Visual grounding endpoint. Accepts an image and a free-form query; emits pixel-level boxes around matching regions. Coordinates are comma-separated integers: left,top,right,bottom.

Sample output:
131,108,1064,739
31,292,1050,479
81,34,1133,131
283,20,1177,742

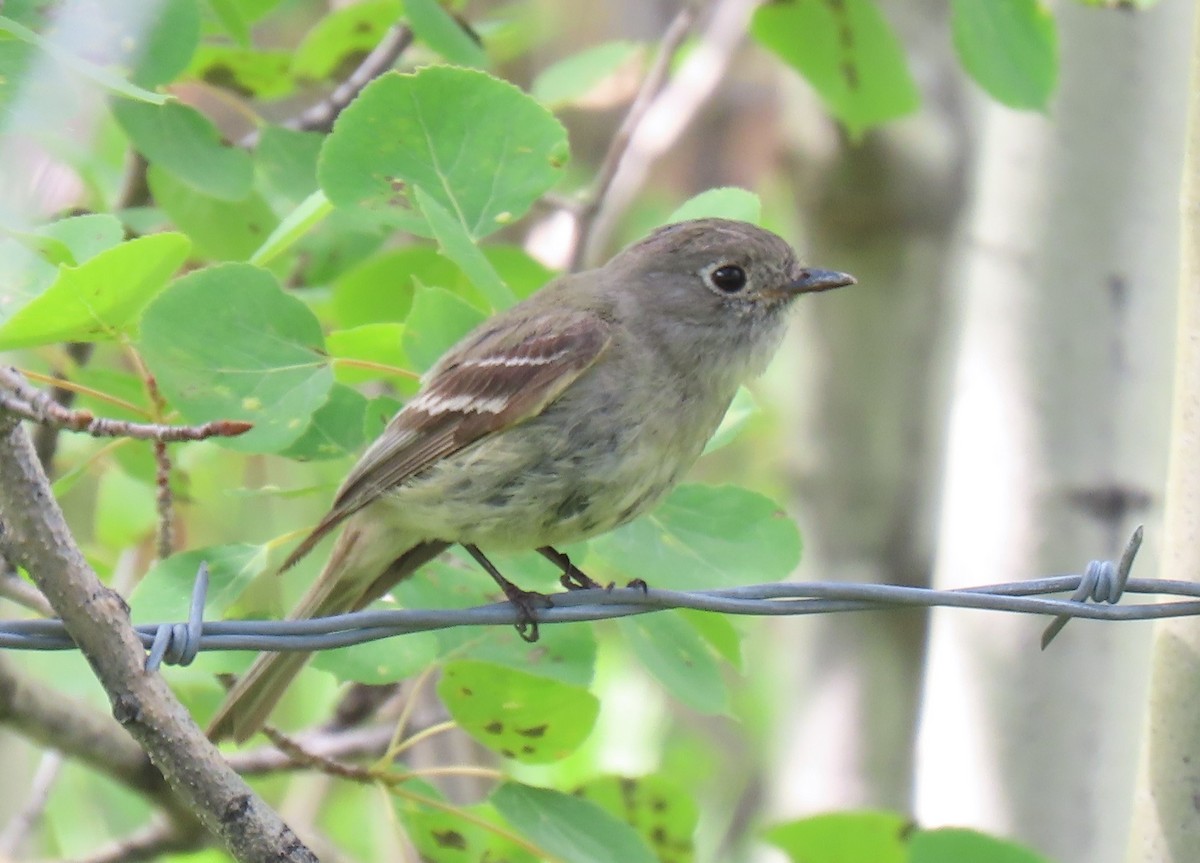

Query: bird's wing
279,311,613,570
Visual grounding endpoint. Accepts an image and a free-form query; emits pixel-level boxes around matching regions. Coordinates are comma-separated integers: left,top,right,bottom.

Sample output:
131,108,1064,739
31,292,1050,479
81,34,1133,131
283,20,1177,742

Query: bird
206,218,854,742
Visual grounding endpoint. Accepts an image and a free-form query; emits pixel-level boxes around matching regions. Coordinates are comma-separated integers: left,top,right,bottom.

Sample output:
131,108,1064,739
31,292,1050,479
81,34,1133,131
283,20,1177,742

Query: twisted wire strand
0,527,1174,669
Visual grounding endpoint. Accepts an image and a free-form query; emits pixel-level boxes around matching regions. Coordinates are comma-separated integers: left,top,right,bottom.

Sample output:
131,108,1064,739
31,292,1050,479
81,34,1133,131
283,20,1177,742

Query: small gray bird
207,218,854,742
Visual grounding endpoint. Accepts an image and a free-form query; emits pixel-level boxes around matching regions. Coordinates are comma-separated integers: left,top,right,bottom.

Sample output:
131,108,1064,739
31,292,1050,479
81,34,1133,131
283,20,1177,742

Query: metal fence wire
1,526,1193,672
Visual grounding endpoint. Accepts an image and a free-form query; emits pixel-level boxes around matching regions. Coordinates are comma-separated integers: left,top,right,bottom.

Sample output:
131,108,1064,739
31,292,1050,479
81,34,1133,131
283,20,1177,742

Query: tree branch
239,23,415,147
0,367,252,442
566,5,697,271
0,557,54,617
580,0,761,266
0,411,315,863
0,655,190,815
57,819,206,863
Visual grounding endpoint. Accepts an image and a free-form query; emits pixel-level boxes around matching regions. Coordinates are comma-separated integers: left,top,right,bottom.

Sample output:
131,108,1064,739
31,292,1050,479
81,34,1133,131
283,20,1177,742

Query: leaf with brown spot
438,659,598,764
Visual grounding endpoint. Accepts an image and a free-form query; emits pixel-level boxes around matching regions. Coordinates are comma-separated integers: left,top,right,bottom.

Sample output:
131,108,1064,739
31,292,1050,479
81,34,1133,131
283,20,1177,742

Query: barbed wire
0,526,1188,671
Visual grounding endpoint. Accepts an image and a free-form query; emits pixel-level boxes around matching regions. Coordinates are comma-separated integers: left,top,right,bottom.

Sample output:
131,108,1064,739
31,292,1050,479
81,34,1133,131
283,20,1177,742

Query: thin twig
262,727,374,782
240,24,416,147
0,367,252,442
0,654,191,821
581,0,762,267
0,750,64,855
32,342,94,469
0,558,54,617
34,154,150,472
231,724,398,775
153,440,173,559
54,819,206,863
566,5,697,271
0,410,315,862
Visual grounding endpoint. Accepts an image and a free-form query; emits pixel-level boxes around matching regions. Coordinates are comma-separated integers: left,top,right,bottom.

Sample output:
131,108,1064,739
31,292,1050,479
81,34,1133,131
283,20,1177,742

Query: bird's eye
709,264,747,293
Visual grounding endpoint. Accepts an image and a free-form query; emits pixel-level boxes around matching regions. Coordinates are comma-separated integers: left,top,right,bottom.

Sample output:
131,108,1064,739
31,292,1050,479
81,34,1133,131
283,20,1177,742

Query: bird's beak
785,268,857,295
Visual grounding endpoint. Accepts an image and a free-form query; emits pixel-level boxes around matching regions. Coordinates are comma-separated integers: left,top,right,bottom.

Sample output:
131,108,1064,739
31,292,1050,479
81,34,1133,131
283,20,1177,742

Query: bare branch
0,367,252,442
0,558,54,617
57,819,205,863
240,24,415,147
0,751,63,855
567,5,697,271
0,410,315,862
32,341,94,469
0,655,186,814
230,724,397,776
153,441,174,559
581,0,762,267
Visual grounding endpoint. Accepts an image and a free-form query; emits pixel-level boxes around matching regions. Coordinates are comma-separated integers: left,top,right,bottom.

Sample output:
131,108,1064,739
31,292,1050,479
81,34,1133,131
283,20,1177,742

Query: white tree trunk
767,0,970,813
916,3,1189,862
1125,3,1200,860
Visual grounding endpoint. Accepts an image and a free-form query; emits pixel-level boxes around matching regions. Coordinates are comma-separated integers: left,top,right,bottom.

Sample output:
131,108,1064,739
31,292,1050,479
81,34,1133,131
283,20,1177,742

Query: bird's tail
206,522,448,743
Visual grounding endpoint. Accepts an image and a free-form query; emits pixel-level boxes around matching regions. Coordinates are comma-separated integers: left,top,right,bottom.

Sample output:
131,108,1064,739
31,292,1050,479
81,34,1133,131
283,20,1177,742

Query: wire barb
1040,525,1143,649
144,563,209,671
1,532,1190,662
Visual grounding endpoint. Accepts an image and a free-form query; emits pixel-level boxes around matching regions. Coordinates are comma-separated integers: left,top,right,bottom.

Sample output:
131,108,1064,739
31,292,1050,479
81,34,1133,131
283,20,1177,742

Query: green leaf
93,468,157,548
910,828,1053,863
619,613,729,714
491,783,657,863
406,0,489,68
402,285,486,370
438,660,599,763
332,247,454,327
148,166,279,261
33,213,125,264
486,245,555,299
139,263,333,453
764,811,910,863
256,126,323,203
586,484,801,590
703,386,759,454
574,775,697,863
129,544,269,622
188,44,295,100
206,0,251,45
414,186,514,309
667,187,761,226
113,100,254,200
532,41,641,108
312,630,439,684
292,0,402,81
453,616,598,688
319,66,569,238
131,0,201,88
751,0,919,138
0,233,190,348
249,189,333,266
327,322,415,390
951,0,1057,110
278,383,367,460
0,15,169,104
396,792,540,863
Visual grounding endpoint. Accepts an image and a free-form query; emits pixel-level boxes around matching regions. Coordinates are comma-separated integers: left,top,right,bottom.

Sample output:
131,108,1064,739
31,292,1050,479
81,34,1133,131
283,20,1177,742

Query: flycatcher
208,218,854,741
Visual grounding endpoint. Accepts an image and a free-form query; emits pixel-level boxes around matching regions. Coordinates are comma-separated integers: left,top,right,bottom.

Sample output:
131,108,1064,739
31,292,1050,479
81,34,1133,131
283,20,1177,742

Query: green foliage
950,0,1058,109
438,659,600,763
491,782,658,863
113,101,254,200
0,0,1091,858
0,233,190,347
318,66,569,240
751,0,920,139
764,814,1055,863
532,40,641,107
139,264,332,453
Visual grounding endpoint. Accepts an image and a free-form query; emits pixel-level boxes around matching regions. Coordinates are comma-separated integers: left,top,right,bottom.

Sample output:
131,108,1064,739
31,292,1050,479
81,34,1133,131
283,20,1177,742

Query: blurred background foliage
0,0,1184,861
